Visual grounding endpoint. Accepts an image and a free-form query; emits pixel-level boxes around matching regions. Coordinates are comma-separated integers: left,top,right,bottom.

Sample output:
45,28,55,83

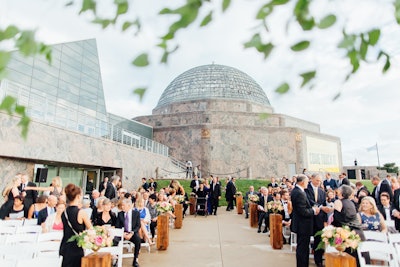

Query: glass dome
156,64,271,108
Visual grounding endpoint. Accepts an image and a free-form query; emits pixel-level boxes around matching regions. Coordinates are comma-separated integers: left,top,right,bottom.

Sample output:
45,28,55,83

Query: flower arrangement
173,195,185,204
266,201,283,214
68,225,113,251
248,194,259,203
156,201,173,213
316,225,361,252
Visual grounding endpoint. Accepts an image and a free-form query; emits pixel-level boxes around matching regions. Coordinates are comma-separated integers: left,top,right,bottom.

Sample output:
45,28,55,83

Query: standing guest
27,195,48,219
148,178,157,192
81,198,93,220
323,173,338,191
141,177,149,191
43,200,66,232
5,195,28,219
332,185,365,265
257,187,272,233
0,175,22,219
195,182,209,216
25,176,64,199
185,160,193,179
37,195,58,225
357,196,387,232
209,175,221,215
99,177,109,194
291,174,319,267
225,177,236,211
305,174,329,267
116,198,141,267
190,175,200,192
19,173,38,209
85,177,94,195
60,184,92,267
355,181,369,199
105,175,120,199
244,186,257,219
392,187,400,231
371,175,393,206
390,176,400,193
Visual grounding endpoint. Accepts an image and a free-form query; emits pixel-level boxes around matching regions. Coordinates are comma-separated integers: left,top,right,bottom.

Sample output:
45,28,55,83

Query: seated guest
42,200,66,232
93,198,117,226
81,198,93,220
357,196,387,232
5,195,28,220
257,187,273,233
37,195,58,225
27,195,47,219
147,194,158,243
377,192,397,232
244,186,257,219
135,196,153,245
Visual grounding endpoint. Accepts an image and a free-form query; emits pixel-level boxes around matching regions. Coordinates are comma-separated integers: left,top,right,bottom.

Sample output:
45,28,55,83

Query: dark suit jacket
105,183,117,199
393,188,400,230
148,182,157,191
377,204,395,221
257,194,273,211
323,179,338,190
37,206,56,225
116,209,141,233
372,180,393,205
244,191,258,202
225,181,236,200
290,186,314,236
209,181,221,199
19,182,38,208
305,183,327,230
190,179,199,192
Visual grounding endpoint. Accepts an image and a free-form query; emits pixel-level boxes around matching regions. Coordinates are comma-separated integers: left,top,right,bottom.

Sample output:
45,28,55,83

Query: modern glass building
0,39,169,191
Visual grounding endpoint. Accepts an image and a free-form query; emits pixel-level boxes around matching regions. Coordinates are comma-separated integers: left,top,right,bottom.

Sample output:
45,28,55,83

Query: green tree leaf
115,0,129,16
291,40,310,51
395,0,400,24
368,29,380,46
383,56,391,73
0,95,17,114
80,0,96,14
359,38,368,60
275,83,290,94
200,11,213,27
0,51,11,71
347,50,360,73
131,53,149,67
318,14,336,29
300,70,316,88
222,0,231,12
133,87,147,101
2,25,19,40
256,4,273,20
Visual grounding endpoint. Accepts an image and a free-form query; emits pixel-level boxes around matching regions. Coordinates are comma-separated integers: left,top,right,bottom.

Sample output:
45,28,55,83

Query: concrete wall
0,112,179,192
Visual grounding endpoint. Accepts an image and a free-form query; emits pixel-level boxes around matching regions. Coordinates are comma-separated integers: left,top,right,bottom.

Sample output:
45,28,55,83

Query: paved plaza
122,208,297,267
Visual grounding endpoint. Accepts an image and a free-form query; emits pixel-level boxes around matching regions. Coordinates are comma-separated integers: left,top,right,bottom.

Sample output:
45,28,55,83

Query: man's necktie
124,212,129,232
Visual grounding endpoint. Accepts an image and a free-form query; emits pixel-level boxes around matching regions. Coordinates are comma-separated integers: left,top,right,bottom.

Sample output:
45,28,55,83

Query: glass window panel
31,78,58,96
59,70,80,86
7,71,32,87
32,69,59,85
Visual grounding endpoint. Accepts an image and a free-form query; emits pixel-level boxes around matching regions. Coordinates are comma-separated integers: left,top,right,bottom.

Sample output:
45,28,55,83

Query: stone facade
0,112,180,198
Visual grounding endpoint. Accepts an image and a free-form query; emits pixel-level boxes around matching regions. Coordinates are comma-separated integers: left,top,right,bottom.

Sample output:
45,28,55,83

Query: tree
1,0,400,137
377,162,399,175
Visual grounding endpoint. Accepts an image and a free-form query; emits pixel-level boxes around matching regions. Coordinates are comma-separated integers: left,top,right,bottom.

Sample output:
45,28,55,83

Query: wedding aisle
122,208,296,267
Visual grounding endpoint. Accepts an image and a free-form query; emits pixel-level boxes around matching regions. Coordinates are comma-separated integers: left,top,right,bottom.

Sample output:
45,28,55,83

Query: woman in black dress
0,176,22,219
93,198,117,226
60,184,92,267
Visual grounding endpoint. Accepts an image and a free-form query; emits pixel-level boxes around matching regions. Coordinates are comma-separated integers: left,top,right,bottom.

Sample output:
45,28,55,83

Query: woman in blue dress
135,196,154,245
357,196,387,232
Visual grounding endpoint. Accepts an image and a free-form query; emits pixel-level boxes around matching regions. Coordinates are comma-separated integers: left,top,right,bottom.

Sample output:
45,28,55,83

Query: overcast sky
1,0,399,168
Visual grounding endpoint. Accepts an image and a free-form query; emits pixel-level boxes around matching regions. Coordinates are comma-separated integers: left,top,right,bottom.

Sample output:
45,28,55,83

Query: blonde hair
2,176,21,197
359,196,379,214
52,176,62,187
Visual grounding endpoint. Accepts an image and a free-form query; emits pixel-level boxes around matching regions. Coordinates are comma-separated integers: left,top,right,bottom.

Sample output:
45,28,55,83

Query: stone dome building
135,64,342,178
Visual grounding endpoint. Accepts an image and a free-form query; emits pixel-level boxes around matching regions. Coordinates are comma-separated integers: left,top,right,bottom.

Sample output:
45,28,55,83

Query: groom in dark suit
116,198,141,267
19,173,38,209
209,176,221,215
291,174,319,267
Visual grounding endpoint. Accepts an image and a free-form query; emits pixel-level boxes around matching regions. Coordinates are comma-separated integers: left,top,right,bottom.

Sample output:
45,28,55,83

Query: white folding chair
389,232,400,245
0,220,23,227
37,231,63,242
98,241,123,267
23,218,38,226
363,230,388,243
16,256,62,267
36,241,61,258
0,258,16,267
16,225,42,234
358,241,399,267
0,226,16,235
0,243,36,260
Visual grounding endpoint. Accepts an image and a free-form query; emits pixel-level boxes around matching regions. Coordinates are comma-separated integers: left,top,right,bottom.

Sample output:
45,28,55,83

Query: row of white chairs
0,256,63,267
0,218,38,227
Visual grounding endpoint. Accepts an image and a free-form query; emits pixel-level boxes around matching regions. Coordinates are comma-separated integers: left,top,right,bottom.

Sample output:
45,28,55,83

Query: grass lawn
155,178,375,206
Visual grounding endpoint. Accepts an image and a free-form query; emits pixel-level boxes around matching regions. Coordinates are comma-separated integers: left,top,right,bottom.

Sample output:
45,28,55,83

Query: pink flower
95,236,103,246
335,237,343,245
